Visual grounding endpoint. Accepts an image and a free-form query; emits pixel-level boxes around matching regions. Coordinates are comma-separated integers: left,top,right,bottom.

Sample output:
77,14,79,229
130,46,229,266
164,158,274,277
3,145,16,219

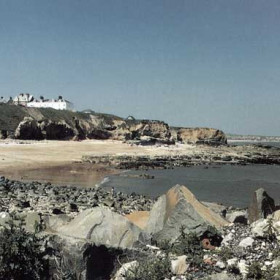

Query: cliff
172,127,227,145
0,103,227,145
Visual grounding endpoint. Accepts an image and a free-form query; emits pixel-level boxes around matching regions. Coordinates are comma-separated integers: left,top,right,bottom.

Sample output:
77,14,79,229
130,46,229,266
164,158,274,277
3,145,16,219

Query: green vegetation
217,246,234,263
0,212,48,280
246,262,263,279
0,103,122,133
263,218,278,241
171,229,204,268
126,227,222,279
124,254,172,280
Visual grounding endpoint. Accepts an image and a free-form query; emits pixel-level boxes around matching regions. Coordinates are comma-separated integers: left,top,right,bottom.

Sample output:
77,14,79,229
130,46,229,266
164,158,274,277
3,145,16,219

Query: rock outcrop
248,188,275,224
173,127,227,145
0,103,227,145
14,117,44,140
146,185,229,242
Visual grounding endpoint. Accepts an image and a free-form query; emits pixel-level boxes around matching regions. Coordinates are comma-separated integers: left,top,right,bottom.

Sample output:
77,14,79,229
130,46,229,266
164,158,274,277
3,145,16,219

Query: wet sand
0,139,144,186
1,139,279,188
1,162,118,188
0,139,186,186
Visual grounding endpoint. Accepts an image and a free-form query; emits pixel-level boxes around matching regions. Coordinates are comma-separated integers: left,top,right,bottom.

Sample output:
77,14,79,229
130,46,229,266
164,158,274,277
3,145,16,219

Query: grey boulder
146,185,229,242
57,207,146,249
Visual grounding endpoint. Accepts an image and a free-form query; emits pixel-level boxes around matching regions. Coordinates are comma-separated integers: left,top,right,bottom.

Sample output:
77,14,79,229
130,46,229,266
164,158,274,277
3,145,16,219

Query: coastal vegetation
0,212,48,280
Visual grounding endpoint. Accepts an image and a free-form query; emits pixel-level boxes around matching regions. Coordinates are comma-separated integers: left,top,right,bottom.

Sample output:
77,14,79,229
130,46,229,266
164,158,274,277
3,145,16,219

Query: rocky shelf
82,144,280,169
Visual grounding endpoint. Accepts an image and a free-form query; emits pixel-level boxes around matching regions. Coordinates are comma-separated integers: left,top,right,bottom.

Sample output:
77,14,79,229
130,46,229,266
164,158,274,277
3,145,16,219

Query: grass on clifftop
0,103,123,132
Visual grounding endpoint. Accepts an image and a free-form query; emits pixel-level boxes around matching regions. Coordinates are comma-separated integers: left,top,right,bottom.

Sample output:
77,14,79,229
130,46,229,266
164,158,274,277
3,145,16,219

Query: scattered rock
171,255,189,275
237,259,248,278
238,237,254,248
226,210,247,224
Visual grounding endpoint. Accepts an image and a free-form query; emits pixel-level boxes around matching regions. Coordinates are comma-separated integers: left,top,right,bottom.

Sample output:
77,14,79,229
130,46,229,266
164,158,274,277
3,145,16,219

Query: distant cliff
171,127,227,145
0,104,227,145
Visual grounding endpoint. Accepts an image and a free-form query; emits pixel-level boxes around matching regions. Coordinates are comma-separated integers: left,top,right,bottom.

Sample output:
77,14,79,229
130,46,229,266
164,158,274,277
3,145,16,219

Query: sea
101,141,280,208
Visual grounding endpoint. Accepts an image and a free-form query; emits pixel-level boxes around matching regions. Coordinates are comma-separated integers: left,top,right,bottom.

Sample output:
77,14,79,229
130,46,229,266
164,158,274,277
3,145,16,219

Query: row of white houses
1,93,74,111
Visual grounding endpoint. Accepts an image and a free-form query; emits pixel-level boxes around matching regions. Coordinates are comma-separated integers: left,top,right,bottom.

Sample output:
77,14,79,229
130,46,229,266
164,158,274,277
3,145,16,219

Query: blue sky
0,0,279,135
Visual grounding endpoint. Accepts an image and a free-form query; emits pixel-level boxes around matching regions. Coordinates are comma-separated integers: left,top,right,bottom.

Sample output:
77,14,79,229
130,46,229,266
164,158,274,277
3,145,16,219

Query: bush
125,254,172,280
217,246,234,262
171,227,204,268
263,218,278,242
247,262,263,279
0,212,48,280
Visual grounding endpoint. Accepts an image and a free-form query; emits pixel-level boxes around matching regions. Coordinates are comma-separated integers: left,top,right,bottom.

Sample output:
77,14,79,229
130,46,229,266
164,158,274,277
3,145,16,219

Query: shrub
217,246,234,262
171,227,204,268
0,212,48,280
124,254,172,280
247,262,263,279
263,218,278,242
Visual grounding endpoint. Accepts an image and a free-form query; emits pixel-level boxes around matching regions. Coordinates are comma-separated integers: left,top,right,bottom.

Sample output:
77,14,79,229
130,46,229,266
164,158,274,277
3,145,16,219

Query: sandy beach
0,139,192,170
1,139,279,186
0,139,193,185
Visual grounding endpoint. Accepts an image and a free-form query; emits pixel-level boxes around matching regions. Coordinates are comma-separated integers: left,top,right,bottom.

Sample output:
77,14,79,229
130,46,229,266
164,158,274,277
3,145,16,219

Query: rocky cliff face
0,103,227,145
173,127,227,145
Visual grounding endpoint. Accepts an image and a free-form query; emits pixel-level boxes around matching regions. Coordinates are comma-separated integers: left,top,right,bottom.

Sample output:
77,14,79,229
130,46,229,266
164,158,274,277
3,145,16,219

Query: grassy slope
0,104,122,132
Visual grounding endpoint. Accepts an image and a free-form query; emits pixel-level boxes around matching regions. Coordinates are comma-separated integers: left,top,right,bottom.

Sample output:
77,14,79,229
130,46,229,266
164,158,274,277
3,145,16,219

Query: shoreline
1,139,280,187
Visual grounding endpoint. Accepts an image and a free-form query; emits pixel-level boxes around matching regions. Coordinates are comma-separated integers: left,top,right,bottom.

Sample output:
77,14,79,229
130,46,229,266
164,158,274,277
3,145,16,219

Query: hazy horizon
1,0,280,136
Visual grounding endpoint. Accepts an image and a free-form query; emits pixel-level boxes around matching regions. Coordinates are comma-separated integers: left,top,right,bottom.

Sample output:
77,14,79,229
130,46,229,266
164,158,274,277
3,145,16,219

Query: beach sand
0,139,193,186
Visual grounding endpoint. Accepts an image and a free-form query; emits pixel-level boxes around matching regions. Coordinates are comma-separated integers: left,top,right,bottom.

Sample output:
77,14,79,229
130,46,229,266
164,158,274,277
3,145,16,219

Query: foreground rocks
1,176,280,279
0,176,154,216
57,208,146,249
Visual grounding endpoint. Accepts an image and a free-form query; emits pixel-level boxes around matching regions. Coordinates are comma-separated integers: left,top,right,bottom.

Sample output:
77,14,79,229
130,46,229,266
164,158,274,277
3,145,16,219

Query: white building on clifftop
13,93,74,111
13,93,34,106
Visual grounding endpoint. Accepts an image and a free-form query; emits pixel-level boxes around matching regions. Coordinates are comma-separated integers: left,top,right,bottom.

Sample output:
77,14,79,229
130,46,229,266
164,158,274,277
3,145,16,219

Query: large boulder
57,207,147,249
248,188,276,224
125,211,150,230
175,127,227,145
48,235,123,280
251,217,280,238
146,185,229,242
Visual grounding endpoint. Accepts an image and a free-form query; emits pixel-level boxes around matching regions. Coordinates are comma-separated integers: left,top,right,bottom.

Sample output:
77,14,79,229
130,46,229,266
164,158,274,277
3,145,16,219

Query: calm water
101,165,280,208
229,141,280,148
